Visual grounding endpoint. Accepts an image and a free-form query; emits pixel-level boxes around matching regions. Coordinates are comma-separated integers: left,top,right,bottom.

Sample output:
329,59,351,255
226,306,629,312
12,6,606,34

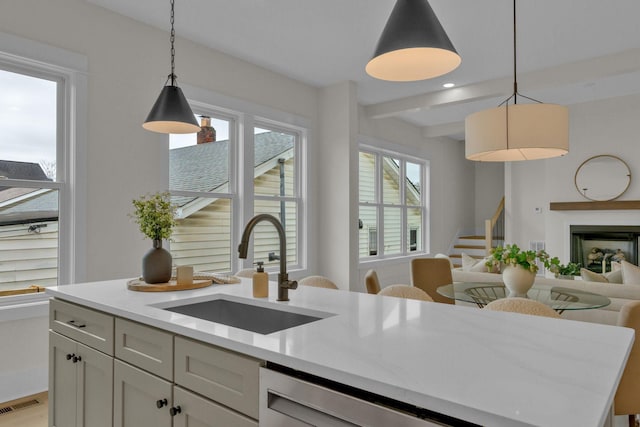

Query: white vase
502,265,535,297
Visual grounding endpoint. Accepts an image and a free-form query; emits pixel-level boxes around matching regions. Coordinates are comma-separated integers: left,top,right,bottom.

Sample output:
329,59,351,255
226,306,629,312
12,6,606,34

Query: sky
0,69,57,167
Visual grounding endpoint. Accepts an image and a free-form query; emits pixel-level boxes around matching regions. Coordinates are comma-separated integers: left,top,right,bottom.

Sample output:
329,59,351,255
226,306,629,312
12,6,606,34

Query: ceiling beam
421,122,464,139
364,48,640,119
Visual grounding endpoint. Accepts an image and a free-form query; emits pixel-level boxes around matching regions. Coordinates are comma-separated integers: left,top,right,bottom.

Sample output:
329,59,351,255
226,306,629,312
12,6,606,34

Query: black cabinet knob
169,406,182,416
72,355,82,363
66,353,75,360
156,398,168,409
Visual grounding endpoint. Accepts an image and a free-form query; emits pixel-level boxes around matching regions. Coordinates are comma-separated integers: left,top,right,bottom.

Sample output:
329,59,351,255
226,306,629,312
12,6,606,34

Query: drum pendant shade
465,104,569,161
366,0,461,81
464,0,569,161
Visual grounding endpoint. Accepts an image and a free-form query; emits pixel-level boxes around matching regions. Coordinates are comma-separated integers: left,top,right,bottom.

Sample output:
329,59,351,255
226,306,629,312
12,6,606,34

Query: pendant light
366,0,461,82
143,0,200,134
465,0,568,161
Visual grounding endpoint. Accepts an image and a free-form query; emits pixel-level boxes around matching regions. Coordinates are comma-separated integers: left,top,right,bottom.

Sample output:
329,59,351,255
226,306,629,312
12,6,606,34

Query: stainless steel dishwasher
259,365,478,427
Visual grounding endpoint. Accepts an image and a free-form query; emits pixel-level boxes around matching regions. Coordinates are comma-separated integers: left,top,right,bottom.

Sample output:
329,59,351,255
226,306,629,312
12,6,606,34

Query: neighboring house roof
0,161,57,225
0,160,50,182
170,132,294,208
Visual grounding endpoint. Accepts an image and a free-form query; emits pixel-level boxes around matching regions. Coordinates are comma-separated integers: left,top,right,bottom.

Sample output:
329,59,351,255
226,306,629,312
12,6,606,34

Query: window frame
0,32,87,309
358,144,428,263
171,85,309,275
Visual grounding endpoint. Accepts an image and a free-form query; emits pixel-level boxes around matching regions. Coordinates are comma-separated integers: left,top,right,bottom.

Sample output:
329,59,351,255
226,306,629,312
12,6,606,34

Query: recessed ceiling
87,0,640,140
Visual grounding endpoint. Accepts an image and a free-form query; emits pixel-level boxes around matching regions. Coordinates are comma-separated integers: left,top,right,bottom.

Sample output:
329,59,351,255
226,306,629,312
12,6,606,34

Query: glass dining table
436,282,611,313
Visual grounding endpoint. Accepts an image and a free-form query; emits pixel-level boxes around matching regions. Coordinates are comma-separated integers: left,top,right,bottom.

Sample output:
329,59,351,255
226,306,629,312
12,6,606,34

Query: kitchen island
47,278,633,426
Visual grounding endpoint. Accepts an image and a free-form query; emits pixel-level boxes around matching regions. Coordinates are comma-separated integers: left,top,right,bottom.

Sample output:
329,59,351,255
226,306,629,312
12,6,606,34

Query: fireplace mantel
550,200,640,211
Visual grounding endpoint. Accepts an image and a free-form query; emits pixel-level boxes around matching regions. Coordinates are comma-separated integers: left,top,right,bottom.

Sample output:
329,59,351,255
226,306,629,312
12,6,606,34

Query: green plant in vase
486,244,552,297
131,192,176,284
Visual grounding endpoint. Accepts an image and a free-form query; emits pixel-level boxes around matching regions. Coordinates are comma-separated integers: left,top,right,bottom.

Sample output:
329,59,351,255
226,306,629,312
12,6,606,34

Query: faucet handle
285,279,298,290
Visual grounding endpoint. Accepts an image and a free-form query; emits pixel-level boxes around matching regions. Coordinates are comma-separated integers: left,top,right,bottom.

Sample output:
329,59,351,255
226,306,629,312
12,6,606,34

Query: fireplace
570,225,640,273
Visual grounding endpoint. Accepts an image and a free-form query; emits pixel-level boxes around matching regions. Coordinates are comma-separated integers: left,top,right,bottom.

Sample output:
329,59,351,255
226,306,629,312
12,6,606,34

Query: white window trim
358,139,430,264
178,84,310,275
0,32,88,312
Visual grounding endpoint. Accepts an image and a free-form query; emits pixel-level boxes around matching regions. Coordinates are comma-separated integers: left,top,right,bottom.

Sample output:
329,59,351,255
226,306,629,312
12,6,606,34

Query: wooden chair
614,301,640,426
410,258,454,304
378,285,433,302
364,269,381,294
298,275,338,289
483,298,562,319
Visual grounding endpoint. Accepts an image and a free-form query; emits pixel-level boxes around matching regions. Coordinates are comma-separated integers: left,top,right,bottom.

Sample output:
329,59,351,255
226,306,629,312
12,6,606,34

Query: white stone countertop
46,279,633,427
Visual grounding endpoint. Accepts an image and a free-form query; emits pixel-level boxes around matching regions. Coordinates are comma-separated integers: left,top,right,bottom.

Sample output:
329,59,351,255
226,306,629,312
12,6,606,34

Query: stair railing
484,197,505,255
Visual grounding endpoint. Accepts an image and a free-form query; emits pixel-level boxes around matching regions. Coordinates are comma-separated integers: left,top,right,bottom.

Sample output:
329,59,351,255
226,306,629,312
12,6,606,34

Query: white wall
474,163,504,234
508,93,640,262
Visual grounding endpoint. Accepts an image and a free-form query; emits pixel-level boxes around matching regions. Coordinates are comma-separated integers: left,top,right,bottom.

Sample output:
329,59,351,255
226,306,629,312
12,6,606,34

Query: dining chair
364,269,381,294
378,285,433,302
483,297,562,319
410,258,454,304
298,275,339,289
614,301,640,427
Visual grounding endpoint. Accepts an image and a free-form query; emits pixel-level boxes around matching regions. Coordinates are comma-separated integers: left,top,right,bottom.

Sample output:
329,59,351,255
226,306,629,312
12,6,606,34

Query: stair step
449,253,484,260
454,244,485,250
459,235,484,240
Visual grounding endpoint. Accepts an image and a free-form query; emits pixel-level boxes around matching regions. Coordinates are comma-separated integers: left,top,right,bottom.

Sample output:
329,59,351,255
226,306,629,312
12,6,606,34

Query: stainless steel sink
159,297,332,334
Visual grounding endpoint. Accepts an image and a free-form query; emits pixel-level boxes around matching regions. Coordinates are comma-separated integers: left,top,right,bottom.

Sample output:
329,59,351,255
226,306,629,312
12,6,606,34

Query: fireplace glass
571,225,640,273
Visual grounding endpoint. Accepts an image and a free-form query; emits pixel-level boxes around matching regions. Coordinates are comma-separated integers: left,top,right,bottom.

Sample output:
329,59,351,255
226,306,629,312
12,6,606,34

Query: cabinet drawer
175,337,262,419
115,318,174,380
50,299,114,355
173,386,258,427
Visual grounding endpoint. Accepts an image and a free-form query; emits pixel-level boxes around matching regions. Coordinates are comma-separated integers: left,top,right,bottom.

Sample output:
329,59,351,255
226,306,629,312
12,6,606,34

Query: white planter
502,265,535,297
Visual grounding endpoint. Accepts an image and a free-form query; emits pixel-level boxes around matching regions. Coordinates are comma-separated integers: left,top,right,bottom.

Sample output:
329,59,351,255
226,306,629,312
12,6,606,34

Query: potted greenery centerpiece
486,244,552,297
131,192,176,284
546,258,581,280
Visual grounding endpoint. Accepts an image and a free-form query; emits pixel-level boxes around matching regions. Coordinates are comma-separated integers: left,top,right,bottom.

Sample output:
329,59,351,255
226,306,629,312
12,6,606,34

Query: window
0,40,85,297
169,105,306,274
169,113,235,273
358,148,426,260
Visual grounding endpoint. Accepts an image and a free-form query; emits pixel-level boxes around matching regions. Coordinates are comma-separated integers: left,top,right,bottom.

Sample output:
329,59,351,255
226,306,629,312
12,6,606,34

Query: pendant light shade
366,0,461,82
142,0,200,134
143,85,200,134
465,104,569,161
464,0,569,161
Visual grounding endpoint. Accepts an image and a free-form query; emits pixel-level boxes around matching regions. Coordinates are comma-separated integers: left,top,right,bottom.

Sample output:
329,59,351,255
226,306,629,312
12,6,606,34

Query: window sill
359,252,428,268
0,293,49,322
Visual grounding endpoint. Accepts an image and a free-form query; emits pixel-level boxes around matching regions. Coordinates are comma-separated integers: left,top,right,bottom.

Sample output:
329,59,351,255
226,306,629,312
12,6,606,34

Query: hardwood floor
0,392,47,427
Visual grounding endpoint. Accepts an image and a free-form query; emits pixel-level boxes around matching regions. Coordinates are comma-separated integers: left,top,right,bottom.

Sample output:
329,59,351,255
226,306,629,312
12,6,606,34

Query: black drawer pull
156,399,168,409
66,353,75,361
72,355,82,363
169,406,181,416
67,320,87,328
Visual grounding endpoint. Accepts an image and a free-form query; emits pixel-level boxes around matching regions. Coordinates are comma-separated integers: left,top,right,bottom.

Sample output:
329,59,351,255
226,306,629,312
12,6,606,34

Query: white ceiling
87,0,640,140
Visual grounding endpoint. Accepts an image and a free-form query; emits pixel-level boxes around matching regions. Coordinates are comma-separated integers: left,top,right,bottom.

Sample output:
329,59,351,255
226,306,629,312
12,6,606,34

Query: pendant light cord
497,0,542,107
169,0,176,86
513,0,517,101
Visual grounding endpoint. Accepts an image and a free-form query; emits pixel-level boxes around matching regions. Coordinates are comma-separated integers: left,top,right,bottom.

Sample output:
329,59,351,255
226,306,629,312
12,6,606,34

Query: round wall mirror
574,155,631,201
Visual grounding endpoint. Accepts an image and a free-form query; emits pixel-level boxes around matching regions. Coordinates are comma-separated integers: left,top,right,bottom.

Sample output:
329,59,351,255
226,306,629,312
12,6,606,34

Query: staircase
449,235,487,268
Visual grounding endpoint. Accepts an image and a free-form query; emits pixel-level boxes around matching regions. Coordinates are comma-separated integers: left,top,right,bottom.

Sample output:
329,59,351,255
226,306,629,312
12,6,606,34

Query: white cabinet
113,359,172,427
49,331,113,427
49,298,114,427
50,298,262,427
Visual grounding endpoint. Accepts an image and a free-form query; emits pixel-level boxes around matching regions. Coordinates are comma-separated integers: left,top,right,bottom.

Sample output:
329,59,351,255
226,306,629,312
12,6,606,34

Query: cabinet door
49,332,77,427
173,386,258,427
114,359,172,427
77,342,113,427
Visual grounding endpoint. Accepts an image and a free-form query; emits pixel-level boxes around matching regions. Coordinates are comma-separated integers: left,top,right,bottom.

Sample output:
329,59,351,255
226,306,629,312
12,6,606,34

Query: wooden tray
127,278,213,292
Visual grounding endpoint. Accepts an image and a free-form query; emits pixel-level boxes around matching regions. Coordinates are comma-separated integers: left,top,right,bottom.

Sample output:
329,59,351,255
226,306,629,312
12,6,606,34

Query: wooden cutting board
127,278,213,292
